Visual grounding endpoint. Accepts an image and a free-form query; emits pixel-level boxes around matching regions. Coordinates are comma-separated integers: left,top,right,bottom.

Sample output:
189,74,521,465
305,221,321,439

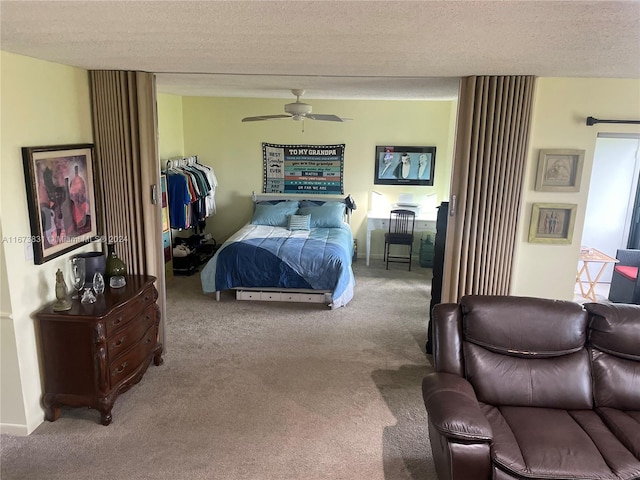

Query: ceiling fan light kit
242,89,349,124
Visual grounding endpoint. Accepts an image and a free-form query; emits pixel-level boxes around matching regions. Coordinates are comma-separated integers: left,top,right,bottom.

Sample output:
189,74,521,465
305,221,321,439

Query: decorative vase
76,251,106,286
105,243,127,279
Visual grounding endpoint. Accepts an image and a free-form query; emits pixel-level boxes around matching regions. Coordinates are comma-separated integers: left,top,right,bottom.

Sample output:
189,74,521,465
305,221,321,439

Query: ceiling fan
241,89,349,123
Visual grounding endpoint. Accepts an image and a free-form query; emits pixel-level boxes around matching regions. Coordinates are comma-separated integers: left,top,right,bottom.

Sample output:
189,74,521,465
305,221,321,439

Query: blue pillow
299,199,327,208
297,203,346,228
287,214,311,231
251,201,299,226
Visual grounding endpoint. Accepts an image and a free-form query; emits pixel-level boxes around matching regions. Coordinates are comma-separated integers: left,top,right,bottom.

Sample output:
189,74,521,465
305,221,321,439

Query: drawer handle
111,316,124,327
112,362,128,376
112,336,126,348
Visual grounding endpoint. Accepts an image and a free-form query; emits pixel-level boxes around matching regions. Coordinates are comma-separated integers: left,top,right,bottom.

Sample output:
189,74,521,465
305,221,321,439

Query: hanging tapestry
262,143,345,195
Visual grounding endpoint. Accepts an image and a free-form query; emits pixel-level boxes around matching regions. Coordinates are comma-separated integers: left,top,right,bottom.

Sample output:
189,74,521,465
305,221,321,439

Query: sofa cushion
615,265,639,281
461,296,588,357
591,350,640,410
596,407,640,460
586,302,640,411
586,302,640,361
481,405,640,479
465,345,592,409
460,296,593,409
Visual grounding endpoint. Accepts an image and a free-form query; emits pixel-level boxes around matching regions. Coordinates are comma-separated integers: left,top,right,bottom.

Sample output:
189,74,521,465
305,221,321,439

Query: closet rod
586,116,640,126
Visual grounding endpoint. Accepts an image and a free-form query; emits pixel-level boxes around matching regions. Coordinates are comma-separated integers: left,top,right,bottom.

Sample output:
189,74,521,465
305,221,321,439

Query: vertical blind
443,76,536,302
89,71,160,276
89,70,166,345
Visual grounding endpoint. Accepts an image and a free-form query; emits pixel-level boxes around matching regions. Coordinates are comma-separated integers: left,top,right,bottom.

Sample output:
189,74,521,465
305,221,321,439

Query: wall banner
262,143,344,195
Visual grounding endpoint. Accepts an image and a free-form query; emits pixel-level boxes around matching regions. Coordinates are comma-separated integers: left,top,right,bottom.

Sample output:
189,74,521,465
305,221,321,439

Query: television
373,145,436,186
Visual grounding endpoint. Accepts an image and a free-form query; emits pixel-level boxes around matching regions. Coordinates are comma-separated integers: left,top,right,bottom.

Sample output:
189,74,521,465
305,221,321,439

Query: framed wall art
535,149,585,192
528,203,577,244
374,145,436,186
22,143,98,264
262,143,344,194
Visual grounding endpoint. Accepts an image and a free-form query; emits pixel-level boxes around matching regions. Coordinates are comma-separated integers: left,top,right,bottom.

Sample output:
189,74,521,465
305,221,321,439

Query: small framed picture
528,203,577,244
22,143,99,264
535,149,585,192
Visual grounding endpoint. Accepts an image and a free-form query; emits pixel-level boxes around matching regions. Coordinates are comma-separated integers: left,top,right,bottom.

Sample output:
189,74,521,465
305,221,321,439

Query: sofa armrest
422,372,493,442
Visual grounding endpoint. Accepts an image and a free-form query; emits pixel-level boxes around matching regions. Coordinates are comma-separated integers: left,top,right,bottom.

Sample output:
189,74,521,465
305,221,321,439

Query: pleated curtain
442,76,536,302
89,70,166,343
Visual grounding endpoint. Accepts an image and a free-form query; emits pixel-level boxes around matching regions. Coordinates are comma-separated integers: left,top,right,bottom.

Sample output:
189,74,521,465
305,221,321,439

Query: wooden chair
608,248,640,304
384,209,416,270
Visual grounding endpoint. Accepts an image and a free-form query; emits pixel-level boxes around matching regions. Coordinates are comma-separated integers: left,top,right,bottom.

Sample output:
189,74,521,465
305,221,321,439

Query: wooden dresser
35,274,163,425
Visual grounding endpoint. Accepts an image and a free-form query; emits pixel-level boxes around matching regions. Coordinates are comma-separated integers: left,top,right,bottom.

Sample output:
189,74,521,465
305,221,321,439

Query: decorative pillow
287,214,311,231
251,201,299,227
299,199,327,208
257,199,289,205
297,202,346,228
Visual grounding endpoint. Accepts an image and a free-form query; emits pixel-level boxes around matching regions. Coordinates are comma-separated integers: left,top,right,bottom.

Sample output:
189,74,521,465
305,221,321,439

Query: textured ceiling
1,1,639,100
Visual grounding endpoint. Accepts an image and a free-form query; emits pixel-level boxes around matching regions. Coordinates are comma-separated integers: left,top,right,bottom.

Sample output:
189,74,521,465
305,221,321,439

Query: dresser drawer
107,304,156,359
104,285,156,336
108,325,156,387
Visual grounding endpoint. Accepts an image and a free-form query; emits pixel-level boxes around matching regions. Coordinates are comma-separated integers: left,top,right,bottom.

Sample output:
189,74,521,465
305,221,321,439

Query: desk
576,247,619,302
366,211,437,266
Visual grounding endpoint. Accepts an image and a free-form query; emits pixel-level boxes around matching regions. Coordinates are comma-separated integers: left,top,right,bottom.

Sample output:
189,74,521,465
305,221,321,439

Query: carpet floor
1,261,436,480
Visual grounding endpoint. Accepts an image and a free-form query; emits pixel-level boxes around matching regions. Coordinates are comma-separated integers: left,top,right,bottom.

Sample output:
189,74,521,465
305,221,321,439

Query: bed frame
213,192,353,307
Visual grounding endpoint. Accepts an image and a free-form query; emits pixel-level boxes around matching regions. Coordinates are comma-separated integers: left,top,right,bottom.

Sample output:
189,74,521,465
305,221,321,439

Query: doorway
579,134,640,298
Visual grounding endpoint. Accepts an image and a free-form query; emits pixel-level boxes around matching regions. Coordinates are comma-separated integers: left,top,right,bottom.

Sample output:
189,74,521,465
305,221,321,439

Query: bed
200,194,356,308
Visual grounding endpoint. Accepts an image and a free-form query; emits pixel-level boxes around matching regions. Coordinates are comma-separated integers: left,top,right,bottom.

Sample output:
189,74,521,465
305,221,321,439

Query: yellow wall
0,51,95,433
157,93,185,162
181,96,456,255
512,78,640,300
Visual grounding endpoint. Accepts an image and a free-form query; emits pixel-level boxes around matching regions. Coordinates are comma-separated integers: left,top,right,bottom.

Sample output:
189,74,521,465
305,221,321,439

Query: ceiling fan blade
242,114,291,122
305,114,347,122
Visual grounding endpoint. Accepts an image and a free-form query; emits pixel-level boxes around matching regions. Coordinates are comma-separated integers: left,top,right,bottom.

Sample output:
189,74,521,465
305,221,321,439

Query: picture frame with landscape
22,143,98,264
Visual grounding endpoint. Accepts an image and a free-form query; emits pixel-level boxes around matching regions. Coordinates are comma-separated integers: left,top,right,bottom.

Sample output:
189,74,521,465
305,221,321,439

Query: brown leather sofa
422,296,640,480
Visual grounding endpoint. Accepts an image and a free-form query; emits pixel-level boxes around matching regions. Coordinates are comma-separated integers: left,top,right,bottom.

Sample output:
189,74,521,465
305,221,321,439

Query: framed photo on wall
374,145,436,186
535,149,585,192
528,203,577,244
22,143,98,264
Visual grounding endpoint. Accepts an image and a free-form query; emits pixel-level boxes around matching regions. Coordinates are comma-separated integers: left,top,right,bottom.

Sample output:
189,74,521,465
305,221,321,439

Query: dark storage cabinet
35,275,163,425
427,202,448,354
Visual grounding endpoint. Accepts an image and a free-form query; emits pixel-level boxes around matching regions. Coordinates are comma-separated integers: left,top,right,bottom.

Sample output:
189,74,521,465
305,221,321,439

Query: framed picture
22,144,98,264
374,145,436,186
535,149,585,192
528,203,577,244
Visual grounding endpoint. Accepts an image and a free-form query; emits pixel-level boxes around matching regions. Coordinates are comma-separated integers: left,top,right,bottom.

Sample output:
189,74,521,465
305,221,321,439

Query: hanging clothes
164,156,217,230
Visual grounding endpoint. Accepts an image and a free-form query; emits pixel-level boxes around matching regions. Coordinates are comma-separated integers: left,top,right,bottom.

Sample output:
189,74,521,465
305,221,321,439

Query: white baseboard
0,422,29,436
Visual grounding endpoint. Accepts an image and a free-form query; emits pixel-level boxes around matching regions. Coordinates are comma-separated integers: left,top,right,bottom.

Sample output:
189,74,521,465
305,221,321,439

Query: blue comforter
200,223,355,308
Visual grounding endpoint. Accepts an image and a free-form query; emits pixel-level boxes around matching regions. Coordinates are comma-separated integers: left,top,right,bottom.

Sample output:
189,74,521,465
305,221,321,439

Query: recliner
422,296,640,480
